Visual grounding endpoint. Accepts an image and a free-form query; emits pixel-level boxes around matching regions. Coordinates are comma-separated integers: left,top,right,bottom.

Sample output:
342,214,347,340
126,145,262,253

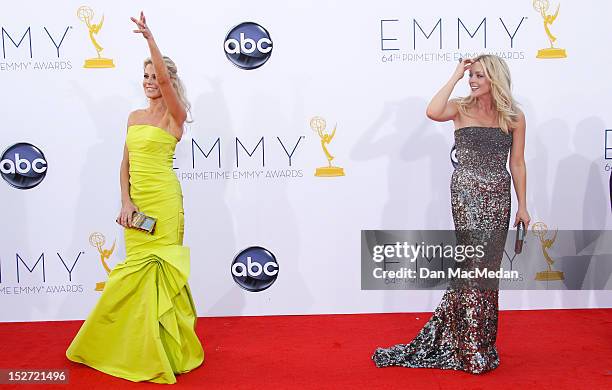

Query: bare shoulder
447,98,460,112
447,99,462,125
515,108,526,123
512,109,526,131
509,109,526,139
127,109,146,127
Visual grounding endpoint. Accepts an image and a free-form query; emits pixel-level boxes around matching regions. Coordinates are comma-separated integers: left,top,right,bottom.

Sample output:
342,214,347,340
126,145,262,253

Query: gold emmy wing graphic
531,222,564,281
310,116,345,177
89,232,116,291
533,0,567,58
77,6,115,68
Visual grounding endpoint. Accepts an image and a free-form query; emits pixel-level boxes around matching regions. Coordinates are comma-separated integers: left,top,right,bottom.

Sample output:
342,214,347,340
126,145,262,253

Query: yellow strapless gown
66,124,204,384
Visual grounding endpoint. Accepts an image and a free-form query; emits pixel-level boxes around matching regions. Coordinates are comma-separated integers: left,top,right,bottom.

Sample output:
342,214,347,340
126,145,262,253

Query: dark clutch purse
514,221,526,254
116,211,157,234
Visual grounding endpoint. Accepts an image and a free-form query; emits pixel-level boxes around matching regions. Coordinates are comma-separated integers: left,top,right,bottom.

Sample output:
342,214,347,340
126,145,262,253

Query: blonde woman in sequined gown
372,55,530,374
66,12,204,384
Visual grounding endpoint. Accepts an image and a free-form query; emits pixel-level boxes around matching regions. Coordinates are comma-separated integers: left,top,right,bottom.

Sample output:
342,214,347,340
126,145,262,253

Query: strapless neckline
454,126,502,132
128,124,179,142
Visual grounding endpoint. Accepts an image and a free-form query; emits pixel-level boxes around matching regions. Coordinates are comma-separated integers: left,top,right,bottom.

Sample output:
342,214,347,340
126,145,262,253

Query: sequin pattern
372,127,512,374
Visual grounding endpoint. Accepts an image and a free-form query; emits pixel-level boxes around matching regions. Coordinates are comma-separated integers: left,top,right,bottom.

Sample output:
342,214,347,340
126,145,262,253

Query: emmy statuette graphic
89,232,116,291
77,6,116,68
533,0,567,58
531,222,565,281
310,116,345,177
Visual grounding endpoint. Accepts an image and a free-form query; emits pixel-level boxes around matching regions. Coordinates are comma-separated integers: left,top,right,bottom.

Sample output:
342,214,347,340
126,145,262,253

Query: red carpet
0,309,610,389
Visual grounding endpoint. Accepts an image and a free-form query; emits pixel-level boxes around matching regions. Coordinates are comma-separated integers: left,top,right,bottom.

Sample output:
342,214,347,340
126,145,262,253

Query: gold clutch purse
116,211,157,234
131,212,157,234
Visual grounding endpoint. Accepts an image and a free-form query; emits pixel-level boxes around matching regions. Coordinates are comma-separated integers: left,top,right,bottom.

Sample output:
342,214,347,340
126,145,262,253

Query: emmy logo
77,6,115,68
89,232,116,291
310,116,345,177
531,222,564,281
533,0,567,59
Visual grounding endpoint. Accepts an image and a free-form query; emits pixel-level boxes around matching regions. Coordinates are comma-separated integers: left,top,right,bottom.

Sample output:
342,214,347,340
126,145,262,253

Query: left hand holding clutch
514,208,531,230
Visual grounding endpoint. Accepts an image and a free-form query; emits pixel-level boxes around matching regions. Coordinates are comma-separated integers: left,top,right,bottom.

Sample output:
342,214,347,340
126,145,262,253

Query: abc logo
450,144,458,168
224,22,272,70
231,246,279,292
1,143,48,189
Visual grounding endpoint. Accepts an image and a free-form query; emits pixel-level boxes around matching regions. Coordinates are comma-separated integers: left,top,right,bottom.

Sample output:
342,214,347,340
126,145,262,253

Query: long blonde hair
457,54,519,133
144,56,192,122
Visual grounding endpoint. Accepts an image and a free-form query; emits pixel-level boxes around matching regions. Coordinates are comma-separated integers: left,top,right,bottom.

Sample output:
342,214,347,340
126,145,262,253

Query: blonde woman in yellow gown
66,12,204,384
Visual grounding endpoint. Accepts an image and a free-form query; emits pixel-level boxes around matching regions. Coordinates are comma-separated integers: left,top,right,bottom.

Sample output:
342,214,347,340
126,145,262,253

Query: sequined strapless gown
372,127,512,374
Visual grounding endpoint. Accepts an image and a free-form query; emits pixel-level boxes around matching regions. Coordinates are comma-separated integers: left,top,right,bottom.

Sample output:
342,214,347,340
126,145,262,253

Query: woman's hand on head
453,59,472,82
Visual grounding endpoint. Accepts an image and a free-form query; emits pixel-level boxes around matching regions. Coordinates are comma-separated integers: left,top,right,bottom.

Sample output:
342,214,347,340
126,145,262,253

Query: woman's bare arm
131,12,186,134
425,59,471,122
509,111,530,229
118,116,138,227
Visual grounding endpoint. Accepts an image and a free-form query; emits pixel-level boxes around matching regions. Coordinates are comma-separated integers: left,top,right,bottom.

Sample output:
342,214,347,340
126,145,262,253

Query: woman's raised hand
131,11,152,40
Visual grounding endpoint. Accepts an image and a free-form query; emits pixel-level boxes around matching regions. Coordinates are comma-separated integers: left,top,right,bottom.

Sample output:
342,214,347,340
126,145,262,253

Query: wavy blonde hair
144,56,192,122
457,54,519,134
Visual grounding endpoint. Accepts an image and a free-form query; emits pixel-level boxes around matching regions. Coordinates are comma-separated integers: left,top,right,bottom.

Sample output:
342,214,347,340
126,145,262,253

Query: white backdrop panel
0,1,611,321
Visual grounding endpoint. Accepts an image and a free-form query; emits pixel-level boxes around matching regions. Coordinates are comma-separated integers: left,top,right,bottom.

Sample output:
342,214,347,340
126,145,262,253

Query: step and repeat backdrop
1,1,611,321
